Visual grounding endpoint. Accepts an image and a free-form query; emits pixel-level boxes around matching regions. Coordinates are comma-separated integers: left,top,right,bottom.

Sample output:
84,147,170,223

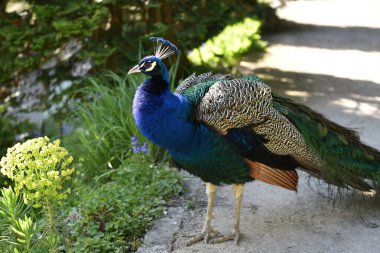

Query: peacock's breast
169,125,253,185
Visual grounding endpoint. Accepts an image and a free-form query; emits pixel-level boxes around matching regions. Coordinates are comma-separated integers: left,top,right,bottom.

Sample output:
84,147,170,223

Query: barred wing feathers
196,78,321,172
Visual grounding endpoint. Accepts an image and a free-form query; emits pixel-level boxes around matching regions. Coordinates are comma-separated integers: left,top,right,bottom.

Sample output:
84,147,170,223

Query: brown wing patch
245,159,298,191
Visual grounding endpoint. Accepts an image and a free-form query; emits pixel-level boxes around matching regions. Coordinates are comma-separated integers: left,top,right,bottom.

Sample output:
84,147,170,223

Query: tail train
273,94,380,191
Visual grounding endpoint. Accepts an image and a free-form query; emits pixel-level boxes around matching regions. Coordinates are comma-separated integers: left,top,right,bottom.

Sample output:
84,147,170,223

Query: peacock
129,37,380,245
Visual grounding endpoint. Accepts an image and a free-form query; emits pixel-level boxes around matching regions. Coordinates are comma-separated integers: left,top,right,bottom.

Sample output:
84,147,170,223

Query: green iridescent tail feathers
273,95,380,191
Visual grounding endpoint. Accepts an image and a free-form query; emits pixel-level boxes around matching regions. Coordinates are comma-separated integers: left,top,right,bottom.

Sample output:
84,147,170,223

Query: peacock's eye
144,61,157,72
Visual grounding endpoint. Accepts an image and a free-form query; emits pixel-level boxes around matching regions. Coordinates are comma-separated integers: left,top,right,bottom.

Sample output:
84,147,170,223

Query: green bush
0,137,74,208
0,0,111,121
62,153,182,252
0,137,75,244
187,17,267,71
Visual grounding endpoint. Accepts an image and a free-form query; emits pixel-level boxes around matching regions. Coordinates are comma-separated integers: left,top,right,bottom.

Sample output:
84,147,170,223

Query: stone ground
137,1,380,252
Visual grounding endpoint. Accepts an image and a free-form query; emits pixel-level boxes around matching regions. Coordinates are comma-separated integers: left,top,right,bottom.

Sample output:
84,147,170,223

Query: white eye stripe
145,61,157,71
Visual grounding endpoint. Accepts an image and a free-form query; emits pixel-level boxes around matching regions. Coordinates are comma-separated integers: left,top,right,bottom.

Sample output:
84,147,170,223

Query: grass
66,72,146,180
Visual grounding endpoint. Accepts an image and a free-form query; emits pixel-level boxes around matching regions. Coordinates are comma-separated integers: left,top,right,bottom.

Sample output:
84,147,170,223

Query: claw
186,227,221,246
209,230,241,245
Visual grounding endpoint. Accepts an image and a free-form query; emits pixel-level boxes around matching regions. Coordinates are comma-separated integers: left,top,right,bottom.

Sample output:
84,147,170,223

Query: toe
209,231,241,244
186,228,222,246
186,234,203,246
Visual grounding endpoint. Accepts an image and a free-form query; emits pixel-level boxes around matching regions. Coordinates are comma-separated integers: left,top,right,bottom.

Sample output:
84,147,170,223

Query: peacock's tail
273,94,380,191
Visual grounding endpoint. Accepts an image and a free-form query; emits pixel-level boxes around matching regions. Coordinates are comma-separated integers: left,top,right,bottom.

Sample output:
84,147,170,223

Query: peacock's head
128,55,165,77
128,37,178,78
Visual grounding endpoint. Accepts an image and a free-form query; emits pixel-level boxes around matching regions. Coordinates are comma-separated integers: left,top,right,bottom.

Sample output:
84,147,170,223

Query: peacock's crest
150,37,178,60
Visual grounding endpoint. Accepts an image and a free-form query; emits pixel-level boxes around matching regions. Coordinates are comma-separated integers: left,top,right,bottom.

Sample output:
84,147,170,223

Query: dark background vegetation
0,0,276,117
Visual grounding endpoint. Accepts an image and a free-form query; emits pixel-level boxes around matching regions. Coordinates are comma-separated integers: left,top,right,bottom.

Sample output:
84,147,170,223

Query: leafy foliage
187,17,267,70
0,187,34,252
0,132,183,252
0,2,107,79
0,187,61,253
0,1,110,120
62,153,182,252
0,0,271,118
174,0,264,50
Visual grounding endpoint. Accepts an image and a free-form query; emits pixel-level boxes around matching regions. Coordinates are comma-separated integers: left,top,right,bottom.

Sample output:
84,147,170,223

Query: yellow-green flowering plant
0,137,74,231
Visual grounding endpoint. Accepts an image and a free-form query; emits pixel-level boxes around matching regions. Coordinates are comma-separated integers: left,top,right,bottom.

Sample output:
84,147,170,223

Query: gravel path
138,1,380,252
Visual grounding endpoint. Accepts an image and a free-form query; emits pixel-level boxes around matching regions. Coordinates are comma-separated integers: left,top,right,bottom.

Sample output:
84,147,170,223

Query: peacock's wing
178,75,301,191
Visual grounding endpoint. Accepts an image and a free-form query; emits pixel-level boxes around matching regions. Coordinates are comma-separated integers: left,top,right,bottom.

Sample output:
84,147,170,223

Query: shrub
187,17,267,71
0,137,74,207
0,137,74,233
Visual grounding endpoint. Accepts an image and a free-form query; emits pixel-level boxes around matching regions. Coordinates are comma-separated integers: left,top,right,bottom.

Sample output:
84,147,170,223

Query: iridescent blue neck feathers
141,75,169,94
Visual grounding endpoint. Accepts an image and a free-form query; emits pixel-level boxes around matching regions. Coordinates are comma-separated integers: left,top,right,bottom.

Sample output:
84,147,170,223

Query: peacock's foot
209,229,241,245
186,227,221,246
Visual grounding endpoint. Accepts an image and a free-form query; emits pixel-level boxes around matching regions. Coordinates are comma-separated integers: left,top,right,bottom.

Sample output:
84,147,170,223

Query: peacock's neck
141,75,169,94
133,77,196,152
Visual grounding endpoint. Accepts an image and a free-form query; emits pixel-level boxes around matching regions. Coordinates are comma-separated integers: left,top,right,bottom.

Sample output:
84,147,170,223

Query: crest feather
150,37,178,60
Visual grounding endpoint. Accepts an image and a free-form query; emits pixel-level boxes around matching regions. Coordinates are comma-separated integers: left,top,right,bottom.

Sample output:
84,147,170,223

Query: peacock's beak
128,65,141,75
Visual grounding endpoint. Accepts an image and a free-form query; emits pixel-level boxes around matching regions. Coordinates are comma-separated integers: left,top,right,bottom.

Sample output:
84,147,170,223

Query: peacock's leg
210,183,244,244
186,183,221,246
